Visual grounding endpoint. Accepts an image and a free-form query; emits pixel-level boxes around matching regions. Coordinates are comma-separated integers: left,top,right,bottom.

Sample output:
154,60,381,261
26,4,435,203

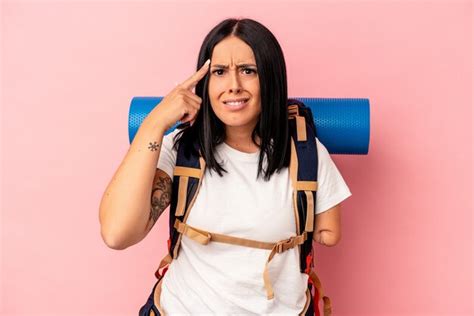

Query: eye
243,68,257,75
212,69,224,76
211,68,257,76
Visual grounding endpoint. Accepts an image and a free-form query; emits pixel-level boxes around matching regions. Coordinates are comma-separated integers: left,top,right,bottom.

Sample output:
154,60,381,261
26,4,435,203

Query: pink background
1,1,472,315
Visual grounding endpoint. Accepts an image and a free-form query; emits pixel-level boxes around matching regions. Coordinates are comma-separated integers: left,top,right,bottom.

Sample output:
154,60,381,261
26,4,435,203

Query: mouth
223,98,250,111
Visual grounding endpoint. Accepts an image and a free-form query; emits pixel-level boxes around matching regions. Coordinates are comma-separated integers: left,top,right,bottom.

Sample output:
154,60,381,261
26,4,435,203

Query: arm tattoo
148,175,172,225
148,141,160,151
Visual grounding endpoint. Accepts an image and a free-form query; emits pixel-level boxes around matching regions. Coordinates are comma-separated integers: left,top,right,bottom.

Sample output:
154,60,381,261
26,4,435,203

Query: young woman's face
208,36,261,132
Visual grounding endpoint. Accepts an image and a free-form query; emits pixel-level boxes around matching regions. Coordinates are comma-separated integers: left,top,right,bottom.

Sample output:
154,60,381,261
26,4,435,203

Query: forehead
211,36,256,64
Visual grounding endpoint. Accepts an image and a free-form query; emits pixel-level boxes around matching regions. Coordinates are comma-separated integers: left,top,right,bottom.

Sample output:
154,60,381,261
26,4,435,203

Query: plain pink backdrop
1,1,472,315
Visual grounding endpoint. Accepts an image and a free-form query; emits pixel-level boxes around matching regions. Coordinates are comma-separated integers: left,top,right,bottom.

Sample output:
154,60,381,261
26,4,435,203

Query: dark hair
172,18,290,181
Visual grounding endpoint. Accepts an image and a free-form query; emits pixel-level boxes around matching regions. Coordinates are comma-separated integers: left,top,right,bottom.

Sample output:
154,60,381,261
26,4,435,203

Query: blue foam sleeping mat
129,97,370,155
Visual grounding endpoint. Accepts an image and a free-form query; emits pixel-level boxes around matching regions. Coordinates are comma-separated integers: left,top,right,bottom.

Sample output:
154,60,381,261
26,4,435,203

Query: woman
99,18,351,315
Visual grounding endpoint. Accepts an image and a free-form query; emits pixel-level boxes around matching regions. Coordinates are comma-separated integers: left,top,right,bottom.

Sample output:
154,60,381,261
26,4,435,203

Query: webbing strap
155,253,172,279
174,219,275,249
296,181,318,191
295,116,307,141
288,104,307,142
308,269,332,316
175,176,188,216
304,190,315,232
290,138,317,234
262,233,307,299
174,218,307,300
174,165,202,216
173,166,201,178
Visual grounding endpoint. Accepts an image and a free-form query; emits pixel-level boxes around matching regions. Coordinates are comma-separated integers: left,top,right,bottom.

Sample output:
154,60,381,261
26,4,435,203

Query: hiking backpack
140,99,332,316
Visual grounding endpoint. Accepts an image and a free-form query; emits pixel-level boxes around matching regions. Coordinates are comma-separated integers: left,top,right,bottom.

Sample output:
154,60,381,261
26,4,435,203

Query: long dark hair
172,18,290,181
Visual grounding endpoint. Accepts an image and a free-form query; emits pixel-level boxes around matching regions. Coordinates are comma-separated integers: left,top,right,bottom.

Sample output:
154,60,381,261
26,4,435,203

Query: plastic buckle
275,236,295,253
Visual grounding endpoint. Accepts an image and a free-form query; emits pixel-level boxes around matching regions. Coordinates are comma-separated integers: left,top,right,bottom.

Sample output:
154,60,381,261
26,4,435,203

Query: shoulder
315,137,331,159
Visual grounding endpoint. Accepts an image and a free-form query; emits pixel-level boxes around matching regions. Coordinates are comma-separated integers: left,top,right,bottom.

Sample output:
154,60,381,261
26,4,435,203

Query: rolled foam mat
129,97,370,155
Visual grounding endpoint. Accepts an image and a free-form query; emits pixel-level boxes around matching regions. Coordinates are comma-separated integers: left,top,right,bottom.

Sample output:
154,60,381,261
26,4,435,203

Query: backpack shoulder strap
287,98,319,272
169,140,205,257
288,99,333,316
155,137,205,279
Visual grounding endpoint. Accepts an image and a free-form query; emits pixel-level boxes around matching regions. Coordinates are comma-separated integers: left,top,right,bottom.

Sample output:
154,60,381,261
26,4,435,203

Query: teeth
225,99,248,106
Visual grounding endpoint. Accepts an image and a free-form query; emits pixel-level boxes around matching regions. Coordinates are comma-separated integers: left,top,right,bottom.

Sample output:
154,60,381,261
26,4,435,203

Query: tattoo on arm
148,141,160,151
148,175,172,225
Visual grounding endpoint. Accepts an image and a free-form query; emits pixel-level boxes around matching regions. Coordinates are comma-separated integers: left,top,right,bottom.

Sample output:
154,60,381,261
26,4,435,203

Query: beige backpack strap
174,219,276,249
288,104,307,142
262,233,307,299
289,137,301,233
172,156,206,258
154,253,172,279
290,120,330,315
174,218,307,300
296,181,317,232
173,165,202,216
155,157,206,280
308,269,332,316
290,138,318,234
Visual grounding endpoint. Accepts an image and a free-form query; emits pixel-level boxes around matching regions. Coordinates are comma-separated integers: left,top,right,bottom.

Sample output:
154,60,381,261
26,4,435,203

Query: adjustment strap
174,219,276,249
307,268,332,316
175,176,188,216
288,104,307,142
173,166,202,216
304,190,315,232
173,219,307,300
154,253,172,279
263,233,307,299
174,166,201,178
295,116,307,141
288,104,299,117
174,219,211,245
296,181,318,191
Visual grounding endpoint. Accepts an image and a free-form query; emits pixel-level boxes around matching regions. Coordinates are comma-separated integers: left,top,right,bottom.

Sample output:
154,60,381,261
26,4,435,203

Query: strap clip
275,232,307,254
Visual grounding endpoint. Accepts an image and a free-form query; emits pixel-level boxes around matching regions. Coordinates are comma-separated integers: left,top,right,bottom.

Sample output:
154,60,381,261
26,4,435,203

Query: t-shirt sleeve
315,137,352,214
156,129,179,179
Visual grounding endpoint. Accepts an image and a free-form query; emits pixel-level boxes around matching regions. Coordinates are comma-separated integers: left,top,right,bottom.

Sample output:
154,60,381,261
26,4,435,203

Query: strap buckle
275,232,307,253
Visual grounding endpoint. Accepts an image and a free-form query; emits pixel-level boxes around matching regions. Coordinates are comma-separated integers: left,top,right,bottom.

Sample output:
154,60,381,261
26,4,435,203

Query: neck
224,125,261,153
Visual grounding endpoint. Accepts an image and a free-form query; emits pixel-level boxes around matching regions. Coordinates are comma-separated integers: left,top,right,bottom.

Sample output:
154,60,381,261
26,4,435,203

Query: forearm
99,118,166,249
314,230,341,247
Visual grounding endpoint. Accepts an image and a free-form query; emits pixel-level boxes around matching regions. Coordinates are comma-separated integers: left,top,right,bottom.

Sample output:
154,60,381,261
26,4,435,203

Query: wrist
141,117,168,136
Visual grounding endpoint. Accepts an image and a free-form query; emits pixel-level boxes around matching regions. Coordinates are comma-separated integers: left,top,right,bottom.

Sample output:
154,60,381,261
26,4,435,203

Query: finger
180,59,211,91
182,89,202,104
180,108,197,124
182,94,200,111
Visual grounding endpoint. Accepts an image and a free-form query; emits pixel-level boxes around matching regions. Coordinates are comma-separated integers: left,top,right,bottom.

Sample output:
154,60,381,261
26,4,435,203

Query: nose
228,69,242,94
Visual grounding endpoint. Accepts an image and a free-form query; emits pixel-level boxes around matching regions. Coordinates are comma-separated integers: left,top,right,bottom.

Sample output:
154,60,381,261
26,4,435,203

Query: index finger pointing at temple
180,59,211,91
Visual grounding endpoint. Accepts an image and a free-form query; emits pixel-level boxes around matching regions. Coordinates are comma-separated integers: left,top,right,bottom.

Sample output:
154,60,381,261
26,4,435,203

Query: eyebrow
211,63,257,69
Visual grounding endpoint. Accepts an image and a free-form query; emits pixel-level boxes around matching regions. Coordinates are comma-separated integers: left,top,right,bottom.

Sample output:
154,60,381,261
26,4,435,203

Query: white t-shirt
157,128,352,315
